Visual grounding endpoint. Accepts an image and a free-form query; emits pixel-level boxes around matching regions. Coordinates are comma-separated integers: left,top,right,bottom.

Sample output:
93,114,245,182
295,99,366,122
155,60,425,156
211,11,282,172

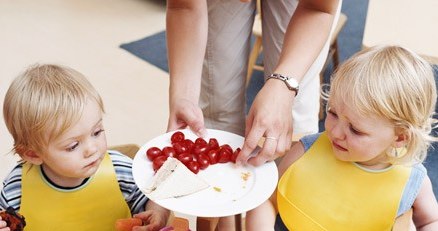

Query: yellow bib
20,153,131,231
277,132,411,231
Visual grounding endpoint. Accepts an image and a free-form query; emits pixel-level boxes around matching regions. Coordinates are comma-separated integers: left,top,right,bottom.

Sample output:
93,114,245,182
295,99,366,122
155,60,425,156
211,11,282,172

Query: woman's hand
167,98,206,137
237,80,295,166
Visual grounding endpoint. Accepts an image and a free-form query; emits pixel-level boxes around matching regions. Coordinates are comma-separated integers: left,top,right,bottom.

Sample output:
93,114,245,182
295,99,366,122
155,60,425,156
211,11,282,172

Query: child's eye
67,142,79,152
327,107,338,118
93,129,105,137
349,126,363,135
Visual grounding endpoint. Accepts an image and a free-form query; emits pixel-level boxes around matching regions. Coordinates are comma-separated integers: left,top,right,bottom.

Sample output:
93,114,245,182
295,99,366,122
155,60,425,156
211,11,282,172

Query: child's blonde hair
3,64,105,156
327,45,437,165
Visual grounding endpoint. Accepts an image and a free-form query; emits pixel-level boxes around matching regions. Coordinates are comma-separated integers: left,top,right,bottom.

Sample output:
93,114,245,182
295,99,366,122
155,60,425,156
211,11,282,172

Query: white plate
132,128,278,217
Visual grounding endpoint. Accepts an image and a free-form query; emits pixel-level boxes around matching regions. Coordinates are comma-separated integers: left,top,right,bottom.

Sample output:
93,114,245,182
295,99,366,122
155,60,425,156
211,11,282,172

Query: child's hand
0,215,10,231
132,210,168,231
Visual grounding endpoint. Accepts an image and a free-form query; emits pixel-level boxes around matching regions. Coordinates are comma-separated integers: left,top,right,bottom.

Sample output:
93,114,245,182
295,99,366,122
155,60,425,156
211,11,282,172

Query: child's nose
330,122,346,140
84,140,98,157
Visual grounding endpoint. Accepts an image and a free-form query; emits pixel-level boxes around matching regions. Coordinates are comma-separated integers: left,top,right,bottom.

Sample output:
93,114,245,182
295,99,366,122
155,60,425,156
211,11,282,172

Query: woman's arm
238,0,340,166
275,0,340,78
166,0,208,136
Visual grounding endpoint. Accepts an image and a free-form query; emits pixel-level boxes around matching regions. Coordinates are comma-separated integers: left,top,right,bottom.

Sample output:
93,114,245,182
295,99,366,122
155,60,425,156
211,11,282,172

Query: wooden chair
318,12,347,119
109,143,140,159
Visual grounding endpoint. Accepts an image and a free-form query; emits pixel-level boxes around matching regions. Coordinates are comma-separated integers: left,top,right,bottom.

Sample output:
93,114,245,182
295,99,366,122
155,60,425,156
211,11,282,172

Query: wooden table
363,0,438,64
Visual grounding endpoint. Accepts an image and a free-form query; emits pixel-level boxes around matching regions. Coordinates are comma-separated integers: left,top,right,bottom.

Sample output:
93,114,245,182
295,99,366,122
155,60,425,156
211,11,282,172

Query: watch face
286,77,299,88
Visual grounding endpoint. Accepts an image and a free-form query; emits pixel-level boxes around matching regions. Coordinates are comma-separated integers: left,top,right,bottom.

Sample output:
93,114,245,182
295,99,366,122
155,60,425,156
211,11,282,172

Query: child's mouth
333,142,347,151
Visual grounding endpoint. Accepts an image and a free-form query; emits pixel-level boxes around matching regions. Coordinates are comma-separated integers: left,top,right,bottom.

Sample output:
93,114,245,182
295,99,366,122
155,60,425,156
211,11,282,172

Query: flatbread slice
144,157,209,200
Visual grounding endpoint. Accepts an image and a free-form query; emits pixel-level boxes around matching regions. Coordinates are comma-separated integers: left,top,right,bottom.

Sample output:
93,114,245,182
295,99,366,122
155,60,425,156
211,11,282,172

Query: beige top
363,0,438,64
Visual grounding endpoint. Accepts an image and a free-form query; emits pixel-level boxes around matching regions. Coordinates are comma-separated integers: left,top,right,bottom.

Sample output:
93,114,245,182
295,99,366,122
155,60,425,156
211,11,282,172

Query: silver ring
265,136,277,140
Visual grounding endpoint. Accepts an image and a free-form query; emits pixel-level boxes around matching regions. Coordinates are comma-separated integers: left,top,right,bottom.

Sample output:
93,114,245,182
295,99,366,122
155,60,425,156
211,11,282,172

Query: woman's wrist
263,77,298,98
266,73,299,96
169,88,199,105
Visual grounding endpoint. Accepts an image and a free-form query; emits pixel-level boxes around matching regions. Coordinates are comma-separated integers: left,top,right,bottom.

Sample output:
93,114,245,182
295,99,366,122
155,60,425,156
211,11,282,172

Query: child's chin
83,164,100,177
333,152,351,162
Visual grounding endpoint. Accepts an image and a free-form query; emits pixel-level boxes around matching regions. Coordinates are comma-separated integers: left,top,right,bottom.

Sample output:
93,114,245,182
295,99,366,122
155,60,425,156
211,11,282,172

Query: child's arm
132,200,170,231
246,141,306,230
412,176,438,231
277,140,306,176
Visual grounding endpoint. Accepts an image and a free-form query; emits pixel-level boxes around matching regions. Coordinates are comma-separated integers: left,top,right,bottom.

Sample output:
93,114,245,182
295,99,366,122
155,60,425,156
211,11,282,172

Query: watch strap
267,73,299,95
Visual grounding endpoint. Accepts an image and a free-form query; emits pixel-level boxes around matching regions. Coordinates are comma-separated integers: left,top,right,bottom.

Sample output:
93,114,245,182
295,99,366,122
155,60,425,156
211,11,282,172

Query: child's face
39,99,107,187
324,101,399,169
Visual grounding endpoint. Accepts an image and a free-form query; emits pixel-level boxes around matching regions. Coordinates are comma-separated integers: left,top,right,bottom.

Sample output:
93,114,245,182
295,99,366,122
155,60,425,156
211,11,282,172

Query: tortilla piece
144,157,209,200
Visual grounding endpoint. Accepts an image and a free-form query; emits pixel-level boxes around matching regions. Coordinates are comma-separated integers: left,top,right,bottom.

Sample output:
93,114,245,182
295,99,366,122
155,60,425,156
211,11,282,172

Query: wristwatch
267,73,299,95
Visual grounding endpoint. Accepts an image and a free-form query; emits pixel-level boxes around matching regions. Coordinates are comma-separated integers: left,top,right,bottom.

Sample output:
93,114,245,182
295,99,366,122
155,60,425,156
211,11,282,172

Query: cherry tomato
197,153,210,170
208,138,219,149
194,137,207,146
187,161,200,174
219,144,233,154
193,144,209,156
162,146,177,158
153,155,168,172
218,148,232,163
146,147,162,161
207,148,219,165
177,152,193,165
183,139,195,153
231,148,241,163
173,142,188,154
191,153,198,161
171,131,185,144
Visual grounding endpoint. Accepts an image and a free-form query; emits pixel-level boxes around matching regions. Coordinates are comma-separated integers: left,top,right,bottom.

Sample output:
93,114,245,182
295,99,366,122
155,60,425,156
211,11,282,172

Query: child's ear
394,130,409,148
20,149,43,165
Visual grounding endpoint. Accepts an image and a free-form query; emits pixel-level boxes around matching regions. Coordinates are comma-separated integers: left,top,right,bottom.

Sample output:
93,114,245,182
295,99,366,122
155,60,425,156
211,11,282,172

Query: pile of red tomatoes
146,131,241,174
